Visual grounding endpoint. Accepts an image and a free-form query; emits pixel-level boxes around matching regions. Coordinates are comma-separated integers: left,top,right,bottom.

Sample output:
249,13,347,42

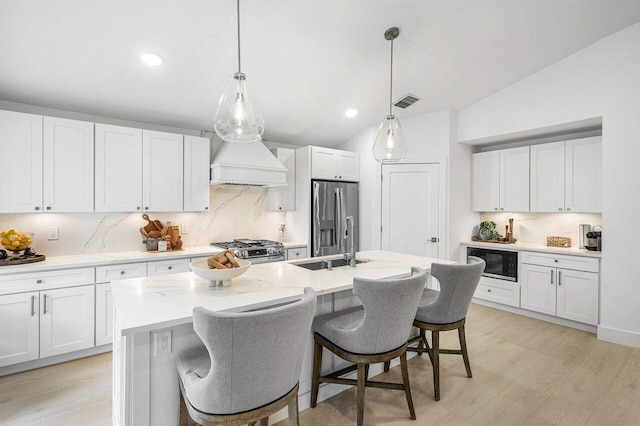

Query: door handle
550,270,554,285
429,237,439,243
43,294,47,315
31,295,35,316
558,271,562,286
313,183,320,256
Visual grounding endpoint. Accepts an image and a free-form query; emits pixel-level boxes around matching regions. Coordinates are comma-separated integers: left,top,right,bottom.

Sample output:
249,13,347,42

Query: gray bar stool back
310,267,427,426
402,257,485,401
176,288,317,426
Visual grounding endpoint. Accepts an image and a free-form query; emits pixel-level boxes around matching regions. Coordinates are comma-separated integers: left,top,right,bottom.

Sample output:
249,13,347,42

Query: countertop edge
460,241,601,258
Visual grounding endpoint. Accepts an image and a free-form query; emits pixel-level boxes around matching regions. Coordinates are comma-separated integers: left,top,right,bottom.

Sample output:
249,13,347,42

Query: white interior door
381,163,440,258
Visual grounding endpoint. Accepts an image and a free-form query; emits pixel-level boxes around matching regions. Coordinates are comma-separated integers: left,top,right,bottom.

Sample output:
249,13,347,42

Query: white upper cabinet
95,124,143,212
0,110,43,213
310,146,359,181
530,141,565,212
142,130,183,212
183,135,211,212
43,117,94,212
472,147,530,212
530,137,602,213
267,148,296,211
565,136,602,213
472,151,500,211
499,146,530,212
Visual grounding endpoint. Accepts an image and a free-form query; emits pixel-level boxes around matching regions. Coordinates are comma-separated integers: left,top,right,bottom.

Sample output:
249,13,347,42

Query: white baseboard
0,344,112,376
598,324,640,348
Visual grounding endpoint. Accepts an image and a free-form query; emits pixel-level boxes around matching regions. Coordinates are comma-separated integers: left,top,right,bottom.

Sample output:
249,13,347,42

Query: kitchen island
111,250,453,426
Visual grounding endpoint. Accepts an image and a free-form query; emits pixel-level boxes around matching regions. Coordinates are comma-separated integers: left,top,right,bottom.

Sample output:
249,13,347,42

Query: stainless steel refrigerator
311,180,359,257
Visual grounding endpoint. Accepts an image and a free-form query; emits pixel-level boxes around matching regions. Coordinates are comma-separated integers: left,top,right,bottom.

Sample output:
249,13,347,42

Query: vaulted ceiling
1,0,639,146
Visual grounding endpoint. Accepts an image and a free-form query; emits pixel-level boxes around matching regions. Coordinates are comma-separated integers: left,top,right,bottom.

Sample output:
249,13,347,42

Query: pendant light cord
237,0,241,74
389,38,393,116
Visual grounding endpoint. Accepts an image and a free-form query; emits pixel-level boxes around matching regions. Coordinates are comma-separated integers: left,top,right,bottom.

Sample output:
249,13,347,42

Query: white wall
458,23,640,347
339,110,478,259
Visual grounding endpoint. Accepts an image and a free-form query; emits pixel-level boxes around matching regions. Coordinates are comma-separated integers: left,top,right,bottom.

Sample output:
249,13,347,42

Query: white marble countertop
461,240,601,258
0,246,224,276
281,241,308,249
111,250,454,336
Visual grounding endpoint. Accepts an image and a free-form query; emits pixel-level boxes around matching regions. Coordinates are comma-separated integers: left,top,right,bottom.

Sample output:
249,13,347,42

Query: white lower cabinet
0,292,39,367
520,252,599,325
286,247,307,260
40,286,95,358
95,283,113,346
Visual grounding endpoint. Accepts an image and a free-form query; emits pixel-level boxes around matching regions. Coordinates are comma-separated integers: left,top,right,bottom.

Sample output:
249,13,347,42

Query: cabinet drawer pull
487,289,492,293
168,266,172,270
558,271,562,286
36,279,42,284
137,206,141,210
46,206,51,211
43,294,47,315
120,271,125,275
35,206,40,211
558,207,563,211
31,295,35,316
550,270,554,284
566,208,571,211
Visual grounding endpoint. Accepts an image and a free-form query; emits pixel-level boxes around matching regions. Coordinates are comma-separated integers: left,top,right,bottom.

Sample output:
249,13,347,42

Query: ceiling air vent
394,94,420,109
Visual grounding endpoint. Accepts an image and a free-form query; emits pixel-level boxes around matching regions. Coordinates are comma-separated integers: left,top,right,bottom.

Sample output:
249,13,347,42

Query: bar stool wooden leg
418,329,427,357
364,363,370,380
383,360,390,372
288,393,300,426
259,417,269,426
310,340,323,407
458,325,472,378
400,352,416,420
356,363,366,426
179,391,189,426
432,330,440,401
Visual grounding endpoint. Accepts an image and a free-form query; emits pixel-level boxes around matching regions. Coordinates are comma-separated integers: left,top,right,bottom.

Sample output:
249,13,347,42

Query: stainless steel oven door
245,255,285,264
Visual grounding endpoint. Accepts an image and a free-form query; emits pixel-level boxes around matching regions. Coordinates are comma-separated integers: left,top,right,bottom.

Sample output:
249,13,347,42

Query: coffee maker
585,225,602,251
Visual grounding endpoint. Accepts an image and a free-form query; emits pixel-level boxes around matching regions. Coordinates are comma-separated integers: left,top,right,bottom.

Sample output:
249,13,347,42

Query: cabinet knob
36,279,42,284
137,206,141,210
339,176,342,179
500,208,504,210
566,208,571,211
494,207,498,210
46,206,51,211
279,207,282,210
554,259,558,263
168,266,172,270
120,271,125,275
205,207,209,210
35,206,40,211
558,208,563,211
145,207,149,210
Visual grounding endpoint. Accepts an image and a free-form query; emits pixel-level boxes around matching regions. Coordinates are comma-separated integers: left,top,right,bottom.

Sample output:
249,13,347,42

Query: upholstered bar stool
402,257,485,401
176,288,316,426
310,268,426,426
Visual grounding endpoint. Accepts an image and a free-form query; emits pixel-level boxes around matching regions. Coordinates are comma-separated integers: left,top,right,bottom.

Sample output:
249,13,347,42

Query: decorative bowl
190,258,251,287
1,230,34,256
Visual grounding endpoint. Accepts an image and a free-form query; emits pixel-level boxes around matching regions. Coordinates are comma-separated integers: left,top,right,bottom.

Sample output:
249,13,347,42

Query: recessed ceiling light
141,53,163,66
345,109,358,118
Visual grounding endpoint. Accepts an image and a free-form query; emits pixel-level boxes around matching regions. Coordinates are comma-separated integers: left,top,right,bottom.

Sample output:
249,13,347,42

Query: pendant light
213,0,264,144
373,27,408,163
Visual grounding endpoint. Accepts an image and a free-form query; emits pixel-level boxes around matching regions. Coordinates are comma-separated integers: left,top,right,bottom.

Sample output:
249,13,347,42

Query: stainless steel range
211,239,285,264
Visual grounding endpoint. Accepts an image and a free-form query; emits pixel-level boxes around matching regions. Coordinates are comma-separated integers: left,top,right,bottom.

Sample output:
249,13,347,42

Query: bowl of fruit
1,230,34,257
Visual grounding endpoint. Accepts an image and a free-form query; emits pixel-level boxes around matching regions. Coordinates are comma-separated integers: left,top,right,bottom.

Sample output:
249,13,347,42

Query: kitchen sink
294,258,368,271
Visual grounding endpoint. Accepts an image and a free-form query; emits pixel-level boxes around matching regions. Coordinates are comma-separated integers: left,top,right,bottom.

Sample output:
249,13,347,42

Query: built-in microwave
466,247,518,282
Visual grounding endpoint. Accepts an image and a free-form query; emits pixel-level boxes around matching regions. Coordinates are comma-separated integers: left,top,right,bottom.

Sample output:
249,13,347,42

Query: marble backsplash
478,212,603,247
0,186,286,256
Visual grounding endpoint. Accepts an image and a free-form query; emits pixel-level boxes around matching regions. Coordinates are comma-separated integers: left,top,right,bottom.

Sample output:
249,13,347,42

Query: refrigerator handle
335,188,342,253
313,182,320,256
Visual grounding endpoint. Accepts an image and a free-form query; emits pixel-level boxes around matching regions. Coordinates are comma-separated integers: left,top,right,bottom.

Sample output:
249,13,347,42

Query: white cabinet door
43,117,94,212
95,283,113,346
0,110,43,213
0,292,39,367
267,148,296,211
95,124,143,212
336,151,359,182
286,247,307,260
500,146,529,212
565,136,602,213
40,285,95,358
183,135,210,212
530,141,565,212
520,264,556,316
556,268,599,325
472,151,500,212
310,147,338,180
143,130,183,212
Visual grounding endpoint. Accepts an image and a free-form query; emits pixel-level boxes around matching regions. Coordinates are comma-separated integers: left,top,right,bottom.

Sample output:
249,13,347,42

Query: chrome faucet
344,216,356,267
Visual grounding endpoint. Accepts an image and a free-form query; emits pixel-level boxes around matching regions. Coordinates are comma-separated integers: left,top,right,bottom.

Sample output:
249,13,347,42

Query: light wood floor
3,303,640,425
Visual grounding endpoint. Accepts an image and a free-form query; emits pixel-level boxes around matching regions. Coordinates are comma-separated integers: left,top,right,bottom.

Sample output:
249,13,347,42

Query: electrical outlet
48,227,59,241
154,330,172,356
181,223,189,234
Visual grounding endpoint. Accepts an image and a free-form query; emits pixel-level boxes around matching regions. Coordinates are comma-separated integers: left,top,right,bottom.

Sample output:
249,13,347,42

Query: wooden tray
0,254,46,266
145,249,185,253
471,237,517,244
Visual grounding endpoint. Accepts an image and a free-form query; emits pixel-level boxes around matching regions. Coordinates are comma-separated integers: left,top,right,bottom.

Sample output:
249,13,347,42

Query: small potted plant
478,221,500,241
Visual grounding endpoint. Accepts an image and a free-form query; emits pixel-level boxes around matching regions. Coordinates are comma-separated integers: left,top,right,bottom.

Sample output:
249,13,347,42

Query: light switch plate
181,223,189,234
48,227,59,241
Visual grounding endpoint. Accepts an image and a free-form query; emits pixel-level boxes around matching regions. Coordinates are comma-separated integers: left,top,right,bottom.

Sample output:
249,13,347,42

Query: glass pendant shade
373,115,407,162
214,72,264,144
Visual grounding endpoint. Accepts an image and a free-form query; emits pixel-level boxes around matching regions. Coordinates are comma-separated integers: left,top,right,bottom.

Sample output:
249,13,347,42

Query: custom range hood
210,141,287,186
